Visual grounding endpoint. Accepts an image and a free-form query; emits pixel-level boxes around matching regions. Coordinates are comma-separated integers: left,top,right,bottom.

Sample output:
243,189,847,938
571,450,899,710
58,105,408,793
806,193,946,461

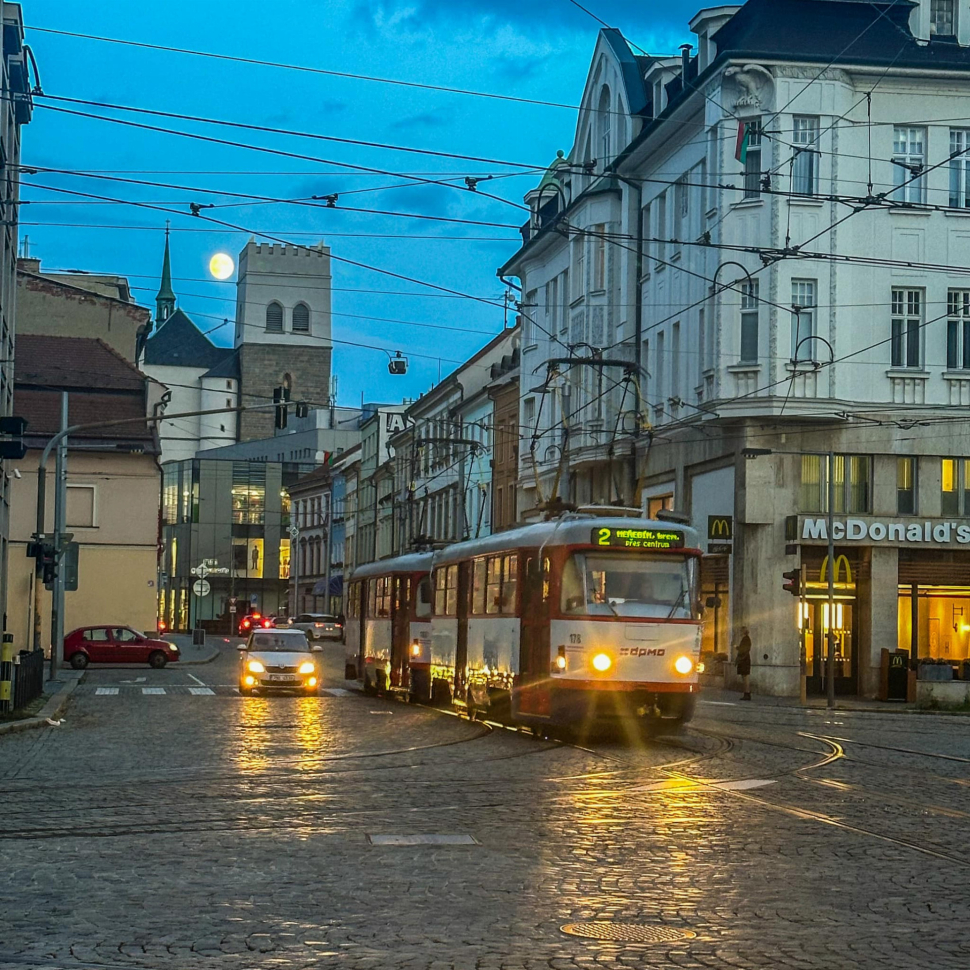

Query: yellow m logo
708,515,733,540
711,519,731,537
819,555,852,584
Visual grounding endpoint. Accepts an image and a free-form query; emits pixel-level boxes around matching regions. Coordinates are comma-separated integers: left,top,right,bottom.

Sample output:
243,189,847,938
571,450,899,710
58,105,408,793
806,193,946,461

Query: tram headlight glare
555,655,567,670
411,641,421,657
592,653,612,672
675,655,694,675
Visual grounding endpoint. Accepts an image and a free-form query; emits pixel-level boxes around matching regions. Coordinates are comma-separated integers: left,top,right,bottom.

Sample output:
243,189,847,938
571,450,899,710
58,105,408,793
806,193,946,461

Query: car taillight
262,619,272,628
242,620,251,628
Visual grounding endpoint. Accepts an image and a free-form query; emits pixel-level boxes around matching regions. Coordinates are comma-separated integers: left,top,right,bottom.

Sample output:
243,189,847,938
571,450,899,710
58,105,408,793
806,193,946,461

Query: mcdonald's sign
819,555,853,585
708,515,733,541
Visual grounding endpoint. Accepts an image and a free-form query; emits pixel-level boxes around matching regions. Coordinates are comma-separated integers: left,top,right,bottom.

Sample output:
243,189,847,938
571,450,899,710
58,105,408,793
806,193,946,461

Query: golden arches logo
708,516,733,540
819,555,852,584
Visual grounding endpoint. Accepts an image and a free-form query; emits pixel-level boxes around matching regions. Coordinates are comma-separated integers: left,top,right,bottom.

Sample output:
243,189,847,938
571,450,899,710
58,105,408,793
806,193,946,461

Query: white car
238,629,323,695
290,613,344,642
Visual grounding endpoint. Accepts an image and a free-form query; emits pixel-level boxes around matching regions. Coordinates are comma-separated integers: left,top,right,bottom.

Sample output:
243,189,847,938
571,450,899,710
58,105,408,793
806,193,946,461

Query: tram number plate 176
592,527,685,550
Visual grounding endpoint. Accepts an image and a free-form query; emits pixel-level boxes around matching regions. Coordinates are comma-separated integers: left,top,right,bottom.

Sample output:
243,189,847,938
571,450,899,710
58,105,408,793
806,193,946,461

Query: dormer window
931,0,955,36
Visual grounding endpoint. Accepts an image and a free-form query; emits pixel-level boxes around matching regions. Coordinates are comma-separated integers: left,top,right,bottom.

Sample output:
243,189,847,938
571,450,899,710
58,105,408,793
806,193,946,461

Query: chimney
680,44,692,82
17,256,40,275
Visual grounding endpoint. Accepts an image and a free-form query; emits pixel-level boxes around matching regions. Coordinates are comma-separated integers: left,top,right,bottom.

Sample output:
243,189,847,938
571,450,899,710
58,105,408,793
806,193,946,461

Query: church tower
155,222,176,324
233,238,333,440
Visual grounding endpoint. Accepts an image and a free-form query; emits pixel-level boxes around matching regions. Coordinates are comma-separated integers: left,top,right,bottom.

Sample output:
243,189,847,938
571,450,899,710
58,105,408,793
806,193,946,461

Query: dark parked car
64,626,180,669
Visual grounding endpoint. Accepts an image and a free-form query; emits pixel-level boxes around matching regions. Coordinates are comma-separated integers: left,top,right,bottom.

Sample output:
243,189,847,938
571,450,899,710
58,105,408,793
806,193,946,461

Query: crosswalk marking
95,687,119,695
188,687,215,696
142,687,166,695
82,684,356,698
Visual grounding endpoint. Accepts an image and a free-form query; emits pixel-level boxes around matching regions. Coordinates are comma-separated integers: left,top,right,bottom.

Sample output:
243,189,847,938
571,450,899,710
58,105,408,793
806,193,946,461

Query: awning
329,574,343,596
311,579,328,596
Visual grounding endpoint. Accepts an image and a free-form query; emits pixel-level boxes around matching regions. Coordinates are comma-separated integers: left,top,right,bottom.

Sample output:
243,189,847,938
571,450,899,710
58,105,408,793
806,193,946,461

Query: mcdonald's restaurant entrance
800,550,861,696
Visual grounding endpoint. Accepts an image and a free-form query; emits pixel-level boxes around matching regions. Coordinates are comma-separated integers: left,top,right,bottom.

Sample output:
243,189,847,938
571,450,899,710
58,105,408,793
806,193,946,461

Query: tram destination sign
592,527,685,550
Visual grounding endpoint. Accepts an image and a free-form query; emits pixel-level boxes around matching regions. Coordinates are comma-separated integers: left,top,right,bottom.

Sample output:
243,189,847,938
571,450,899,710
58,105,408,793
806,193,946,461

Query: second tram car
344,553,433,695
426,514,703,727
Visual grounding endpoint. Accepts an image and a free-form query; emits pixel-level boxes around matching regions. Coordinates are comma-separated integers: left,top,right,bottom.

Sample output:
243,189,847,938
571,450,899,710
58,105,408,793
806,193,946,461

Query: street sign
193,579,211,597
228,596,237,606
709,543,733,556
192,563,211,580
229,606,237,614
288,526,300,539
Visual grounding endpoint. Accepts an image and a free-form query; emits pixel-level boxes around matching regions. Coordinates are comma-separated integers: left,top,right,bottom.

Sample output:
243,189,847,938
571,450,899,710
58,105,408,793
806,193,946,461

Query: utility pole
289,524,300,616
323,499,333,614
826,450,836,710
49,393,68,678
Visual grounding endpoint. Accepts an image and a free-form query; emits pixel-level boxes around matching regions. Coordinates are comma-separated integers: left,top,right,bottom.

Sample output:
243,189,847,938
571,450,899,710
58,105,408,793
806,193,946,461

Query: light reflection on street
230,696,272,773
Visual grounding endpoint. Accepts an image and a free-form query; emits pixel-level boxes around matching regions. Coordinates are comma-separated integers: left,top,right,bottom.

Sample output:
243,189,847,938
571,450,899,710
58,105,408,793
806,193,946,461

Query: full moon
209,252,235,280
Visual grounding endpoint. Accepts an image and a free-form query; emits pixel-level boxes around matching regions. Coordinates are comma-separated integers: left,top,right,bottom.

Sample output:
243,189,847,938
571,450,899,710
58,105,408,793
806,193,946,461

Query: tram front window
561,554,694,619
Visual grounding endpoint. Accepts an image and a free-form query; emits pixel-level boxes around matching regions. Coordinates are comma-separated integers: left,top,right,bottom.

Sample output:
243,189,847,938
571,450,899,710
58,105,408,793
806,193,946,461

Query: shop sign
802,518,970,545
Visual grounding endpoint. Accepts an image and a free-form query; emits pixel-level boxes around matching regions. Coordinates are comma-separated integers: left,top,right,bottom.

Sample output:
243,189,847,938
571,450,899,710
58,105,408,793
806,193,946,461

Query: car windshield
561,553,697,619
249,633,310,651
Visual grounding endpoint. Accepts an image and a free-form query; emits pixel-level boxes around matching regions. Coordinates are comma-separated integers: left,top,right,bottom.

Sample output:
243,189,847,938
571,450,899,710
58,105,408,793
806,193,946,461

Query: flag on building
736,121,752,163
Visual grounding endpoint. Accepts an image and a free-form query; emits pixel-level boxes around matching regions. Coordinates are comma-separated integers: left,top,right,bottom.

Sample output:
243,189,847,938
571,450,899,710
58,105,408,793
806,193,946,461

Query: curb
0,673,81,737
178,647,221,666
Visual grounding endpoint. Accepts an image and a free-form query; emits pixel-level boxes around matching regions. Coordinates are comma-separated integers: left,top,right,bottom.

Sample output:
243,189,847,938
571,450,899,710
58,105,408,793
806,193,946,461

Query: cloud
491,52,552,82
390,111,450,130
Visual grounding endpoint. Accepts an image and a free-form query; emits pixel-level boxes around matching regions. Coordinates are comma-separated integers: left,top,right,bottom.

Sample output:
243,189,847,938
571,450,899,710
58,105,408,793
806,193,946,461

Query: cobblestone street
1,643,969,970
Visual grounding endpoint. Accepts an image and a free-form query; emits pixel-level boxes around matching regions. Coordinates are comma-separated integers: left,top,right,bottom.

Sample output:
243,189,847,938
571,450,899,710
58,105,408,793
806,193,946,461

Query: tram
344,552,434,695
427,513,704,727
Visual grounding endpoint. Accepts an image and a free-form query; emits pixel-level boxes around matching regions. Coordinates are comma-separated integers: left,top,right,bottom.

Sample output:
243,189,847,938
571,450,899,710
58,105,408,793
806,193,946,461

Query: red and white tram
344,553,434,695
426,514,703,727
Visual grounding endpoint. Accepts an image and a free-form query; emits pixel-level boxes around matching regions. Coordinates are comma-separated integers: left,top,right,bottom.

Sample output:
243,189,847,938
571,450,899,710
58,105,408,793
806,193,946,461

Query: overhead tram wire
25,100,534,214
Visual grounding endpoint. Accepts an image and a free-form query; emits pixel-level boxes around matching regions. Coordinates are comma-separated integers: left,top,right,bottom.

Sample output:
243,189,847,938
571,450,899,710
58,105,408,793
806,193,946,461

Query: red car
238,612,273,637
64,626,180,669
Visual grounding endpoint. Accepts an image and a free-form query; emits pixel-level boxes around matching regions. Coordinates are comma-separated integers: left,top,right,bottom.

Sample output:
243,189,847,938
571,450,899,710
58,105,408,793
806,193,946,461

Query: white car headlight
247,659,265,674
298,661,315,675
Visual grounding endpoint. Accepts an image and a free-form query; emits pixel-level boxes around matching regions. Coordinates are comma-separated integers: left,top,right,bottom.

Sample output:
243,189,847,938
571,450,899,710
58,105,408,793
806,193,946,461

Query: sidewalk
0,668,83,737
699,685,916,713
164,633,222,665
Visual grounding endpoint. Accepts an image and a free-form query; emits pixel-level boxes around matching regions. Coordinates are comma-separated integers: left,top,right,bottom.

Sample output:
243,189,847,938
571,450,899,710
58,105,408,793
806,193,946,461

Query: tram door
390,576,410,688
518,554,551,716
454,562,470,703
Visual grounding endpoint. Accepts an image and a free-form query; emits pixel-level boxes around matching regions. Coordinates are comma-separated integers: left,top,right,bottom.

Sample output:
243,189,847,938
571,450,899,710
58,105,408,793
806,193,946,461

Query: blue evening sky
21,0,695,405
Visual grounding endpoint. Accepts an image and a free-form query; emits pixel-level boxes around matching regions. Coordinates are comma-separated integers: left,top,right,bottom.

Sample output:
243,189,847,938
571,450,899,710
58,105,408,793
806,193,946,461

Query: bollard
0,633,14,714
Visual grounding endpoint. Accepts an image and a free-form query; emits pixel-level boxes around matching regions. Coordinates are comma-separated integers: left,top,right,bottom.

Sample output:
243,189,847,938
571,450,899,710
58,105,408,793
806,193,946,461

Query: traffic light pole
50,394,68,679
826,450,836,710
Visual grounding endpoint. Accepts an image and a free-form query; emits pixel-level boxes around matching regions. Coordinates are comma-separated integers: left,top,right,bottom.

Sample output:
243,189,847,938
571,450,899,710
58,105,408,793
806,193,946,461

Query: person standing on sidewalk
736,627,752,701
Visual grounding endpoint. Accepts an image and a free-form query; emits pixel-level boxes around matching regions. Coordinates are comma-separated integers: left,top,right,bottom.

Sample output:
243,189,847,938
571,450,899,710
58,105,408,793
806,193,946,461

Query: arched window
266,302,283,333
292,303,310,333
598,85,612,165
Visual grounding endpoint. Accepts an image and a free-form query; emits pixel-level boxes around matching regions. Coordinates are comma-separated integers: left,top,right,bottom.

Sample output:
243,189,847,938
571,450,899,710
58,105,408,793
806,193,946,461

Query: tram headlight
592,653,612,672
555,655,567,670
411,641,421,657
674,655,694,675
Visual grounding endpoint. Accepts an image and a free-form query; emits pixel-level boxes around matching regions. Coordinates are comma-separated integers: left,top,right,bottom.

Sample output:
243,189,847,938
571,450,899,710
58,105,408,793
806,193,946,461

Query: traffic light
273,386,290,430
295,401,309,419
782,569,801,597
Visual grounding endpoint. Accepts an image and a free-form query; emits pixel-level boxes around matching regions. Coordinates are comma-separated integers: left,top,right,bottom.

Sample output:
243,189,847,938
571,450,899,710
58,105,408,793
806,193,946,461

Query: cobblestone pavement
1,646,969,970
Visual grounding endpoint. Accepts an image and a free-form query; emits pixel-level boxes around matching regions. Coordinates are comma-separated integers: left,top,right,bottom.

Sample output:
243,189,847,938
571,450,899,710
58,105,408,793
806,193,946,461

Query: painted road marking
142,687,166,695
368,834,479,846
188,687,215,696
325,688,352,696
186,672,207,687
95,687,119,695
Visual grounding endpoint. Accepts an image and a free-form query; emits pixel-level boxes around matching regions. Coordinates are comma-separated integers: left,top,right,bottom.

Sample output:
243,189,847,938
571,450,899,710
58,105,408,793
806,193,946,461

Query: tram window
445,565,458,616
501,555,518,612
416,576,432,618
486,557,502,614
434,568,447,615
367,581,377,617
376,577,391,617
543,557,551,600
561,553,694,619
472,558,487,615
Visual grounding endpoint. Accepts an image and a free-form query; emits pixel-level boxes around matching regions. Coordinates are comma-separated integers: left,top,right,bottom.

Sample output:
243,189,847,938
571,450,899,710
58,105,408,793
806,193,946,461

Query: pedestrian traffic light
273,386,290,430
782,568,801,597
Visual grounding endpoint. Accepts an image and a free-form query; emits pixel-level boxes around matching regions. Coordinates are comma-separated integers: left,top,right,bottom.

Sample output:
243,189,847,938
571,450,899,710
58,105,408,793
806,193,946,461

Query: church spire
155,221,176,323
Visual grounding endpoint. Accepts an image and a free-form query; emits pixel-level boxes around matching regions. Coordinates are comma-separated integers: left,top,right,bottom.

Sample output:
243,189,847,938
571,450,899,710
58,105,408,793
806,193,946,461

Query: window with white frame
742,120,762,198
947,289,970,370
792,116,820,195
598,86,612,165
950,129,970,208
931,0,956,36
657,191,668,263
572,236,585,299
545,277,557,336
656,330,665,403
522,289,537,344
675,176,688,238
523,397,536,433
791,279,817,361
559,269,569,331
697,308,706,386
591,225,606,290
640,203,651,274
892,127,926,204
891,288,923,368
671,322,681,401
740,280,760,363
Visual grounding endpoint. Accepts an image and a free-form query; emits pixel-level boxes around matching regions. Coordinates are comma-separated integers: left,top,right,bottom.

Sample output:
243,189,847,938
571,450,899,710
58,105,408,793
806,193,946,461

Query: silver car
290,613,344,642
238,629,322,695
